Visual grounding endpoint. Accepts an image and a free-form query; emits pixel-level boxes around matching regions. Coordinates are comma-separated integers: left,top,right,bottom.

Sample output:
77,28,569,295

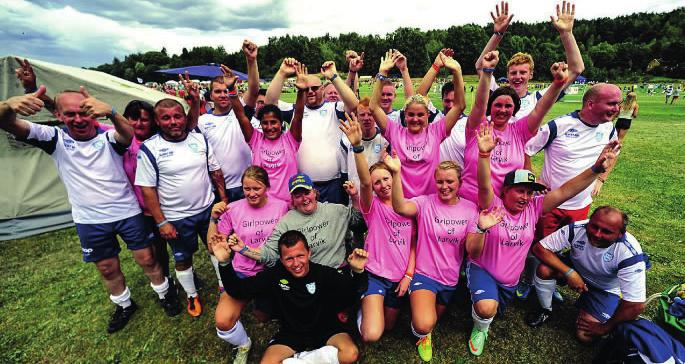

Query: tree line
92,7,685,83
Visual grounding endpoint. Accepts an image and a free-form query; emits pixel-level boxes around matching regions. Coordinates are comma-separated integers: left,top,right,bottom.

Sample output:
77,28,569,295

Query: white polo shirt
197,110,252,189
22,123,141,224
135,132,221,221
526,111,617,209
296,101,346,182
439,116,468,168
540,220,647,302
340,128,389,189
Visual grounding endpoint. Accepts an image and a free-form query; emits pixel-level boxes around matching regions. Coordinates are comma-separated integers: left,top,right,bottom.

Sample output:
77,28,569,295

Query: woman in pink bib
460,50,569,203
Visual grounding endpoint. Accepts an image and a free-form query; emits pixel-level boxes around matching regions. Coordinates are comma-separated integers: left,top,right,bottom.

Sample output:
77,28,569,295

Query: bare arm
211,169,228,204
14,58,56,114
552,1,584,88
222,69,254,143
0,91,45,138
416,49,453,96
322,61,358,112
179,72,201,130
339,112,373,211
468,51,499,129
78,86,133,146
475,2,513,76
345,51,364,97
526,62,569,135
370,50,399,132
385,154,418,217
476,123,497,209
265,58,297,105
242,40,260,107
442,55,466,134
395,51,414,99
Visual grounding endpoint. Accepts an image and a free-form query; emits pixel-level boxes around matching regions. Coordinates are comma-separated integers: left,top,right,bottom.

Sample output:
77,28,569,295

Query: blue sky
2,0,684,67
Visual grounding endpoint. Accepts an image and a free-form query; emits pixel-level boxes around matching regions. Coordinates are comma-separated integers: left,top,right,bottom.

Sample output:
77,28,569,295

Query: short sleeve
23,123,59,154
539,224,573,253
134,145,157,187
525,123,551,156
206,140,221,172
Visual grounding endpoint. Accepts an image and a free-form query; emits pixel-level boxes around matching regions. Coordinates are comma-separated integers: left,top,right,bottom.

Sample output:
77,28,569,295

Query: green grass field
1,82,683,363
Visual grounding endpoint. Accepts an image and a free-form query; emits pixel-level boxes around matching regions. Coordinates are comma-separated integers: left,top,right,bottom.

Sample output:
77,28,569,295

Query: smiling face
380,85,396,113
291,188,317,215
279,240,311,278
405,103,429,134
434,168,460,203
586,85,622,123
502,185,534,214
489,95,515,128
155,104,187,141
586,210,624,248
242,176,268,208
128,109,154,141
304,75,324,107
507,63,533,97
57,92,97,141
323,83,340,102
370,168,392,200
260,111,283,140
210,81,231,112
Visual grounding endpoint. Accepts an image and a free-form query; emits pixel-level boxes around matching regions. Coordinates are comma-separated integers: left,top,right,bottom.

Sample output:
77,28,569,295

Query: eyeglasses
306,86,321,92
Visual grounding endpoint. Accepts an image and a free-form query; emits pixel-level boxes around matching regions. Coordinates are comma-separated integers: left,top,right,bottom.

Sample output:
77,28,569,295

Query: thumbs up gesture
6,85,46,116
78,86,114,118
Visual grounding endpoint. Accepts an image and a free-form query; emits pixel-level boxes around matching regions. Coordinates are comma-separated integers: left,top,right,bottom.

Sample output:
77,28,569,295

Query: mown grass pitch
1,82,683,363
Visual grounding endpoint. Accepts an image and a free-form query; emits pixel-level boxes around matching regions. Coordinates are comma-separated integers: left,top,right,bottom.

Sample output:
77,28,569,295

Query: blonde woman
616,92,639,142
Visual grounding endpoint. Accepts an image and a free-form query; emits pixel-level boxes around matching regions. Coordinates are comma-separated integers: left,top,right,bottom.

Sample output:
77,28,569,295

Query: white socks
216,320,250,347
411,322,429,339
471,306,493,333
150,276,169,299
110,286,132,308
209,254,224,289
295,346,339,364
176,268,197,298
534,274,557,310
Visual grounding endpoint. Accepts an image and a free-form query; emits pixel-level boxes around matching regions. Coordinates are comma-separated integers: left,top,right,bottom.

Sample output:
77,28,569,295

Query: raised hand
219,64,239,89
592,140,620,174
551,1,575,33
179,71,200,101
347,248,369,273
347,51,365,72
433,48,454,69
242,39,258,61
550,61,569,82
209,233,232,263
394,50,408,72
476,122,500,153
440,53,462,73
383,151,402,173
478,206,505,230
378,49,397,75
5,85,46,116
79,86,113,118
15,58,37,92
294,62,309,90
343,180,358,197
278,57,298,77
320,61,338,80
482,51,500,69
491,1,514,34
338,112,363,146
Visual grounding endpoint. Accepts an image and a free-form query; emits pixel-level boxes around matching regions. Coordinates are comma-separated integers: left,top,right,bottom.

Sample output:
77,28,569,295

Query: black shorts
267,323,347,352
615,118,632,130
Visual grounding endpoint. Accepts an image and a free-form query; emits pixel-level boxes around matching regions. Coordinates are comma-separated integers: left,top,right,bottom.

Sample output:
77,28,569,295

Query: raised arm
526,61,569,134
385,153,418,217
394,50,414,99
241,39,260,107
339,112,373,211
542,141,620,213
441,53,466,133
15,58,56,114
321,61,359,112
79,86,133,146
468,51,500,129
551,1,584,88
290,63,307,143
345,50,364,97
475,2,514,76
220,65,254,143
179,71,201,130
476,122,498,209
265,58,297,105
0,86,46,138
416,48,453,96
370,50,399,132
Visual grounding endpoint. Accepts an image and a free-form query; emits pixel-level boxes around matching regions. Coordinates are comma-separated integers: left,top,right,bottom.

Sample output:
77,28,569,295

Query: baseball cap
503,169,547,192
288,173,313,193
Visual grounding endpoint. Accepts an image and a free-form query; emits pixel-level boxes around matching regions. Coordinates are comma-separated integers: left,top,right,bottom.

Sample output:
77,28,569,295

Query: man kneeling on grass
210,230,368,364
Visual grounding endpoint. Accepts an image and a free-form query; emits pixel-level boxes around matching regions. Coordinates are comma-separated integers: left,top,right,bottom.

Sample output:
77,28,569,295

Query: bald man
265,59,359,204
525,83,622,238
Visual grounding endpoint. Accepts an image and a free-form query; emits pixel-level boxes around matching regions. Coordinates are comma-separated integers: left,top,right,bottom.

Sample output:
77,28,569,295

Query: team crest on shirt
92,140,104,150
595,131,604,141
188,142,200,153
306,282,316,294
603,251,614,262
520,98,530,109
374,143,381,153
320,109,328,117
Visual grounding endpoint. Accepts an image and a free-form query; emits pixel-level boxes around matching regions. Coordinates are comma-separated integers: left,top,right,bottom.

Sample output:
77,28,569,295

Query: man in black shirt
211,230,368,364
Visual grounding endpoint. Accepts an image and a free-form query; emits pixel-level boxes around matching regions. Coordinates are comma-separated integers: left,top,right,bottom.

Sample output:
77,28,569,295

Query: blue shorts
75,213,152,262
362,272,402,309
408,273,456,306
466,262,516,314
313,178,347,205
235,271,273,315
167,206,212,262
576,285,621,323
